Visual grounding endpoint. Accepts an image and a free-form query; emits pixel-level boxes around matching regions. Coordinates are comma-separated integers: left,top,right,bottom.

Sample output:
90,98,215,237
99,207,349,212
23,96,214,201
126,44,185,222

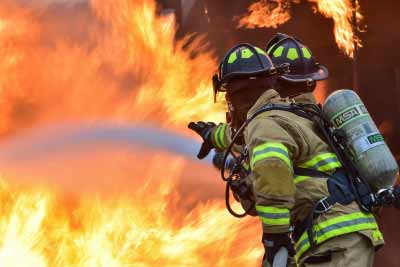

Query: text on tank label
352,132,385,156
331,104,369,129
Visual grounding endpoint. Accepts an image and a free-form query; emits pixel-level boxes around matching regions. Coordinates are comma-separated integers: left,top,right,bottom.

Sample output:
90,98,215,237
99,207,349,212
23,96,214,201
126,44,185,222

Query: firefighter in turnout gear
188,37,384,267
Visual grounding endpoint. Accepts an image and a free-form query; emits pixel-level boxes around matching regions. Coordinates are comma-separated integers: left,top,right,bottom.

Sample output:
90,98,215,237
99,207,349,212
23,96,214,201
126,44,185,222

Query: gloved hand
188,121,216,159
262,233,295,267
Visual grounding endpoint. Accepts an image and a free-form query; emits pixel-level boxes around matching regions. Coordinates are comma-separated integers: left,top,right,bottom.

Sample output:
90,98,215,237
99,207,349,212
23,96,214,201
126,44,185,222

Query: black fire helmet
212,43,288,101
266,33,328,84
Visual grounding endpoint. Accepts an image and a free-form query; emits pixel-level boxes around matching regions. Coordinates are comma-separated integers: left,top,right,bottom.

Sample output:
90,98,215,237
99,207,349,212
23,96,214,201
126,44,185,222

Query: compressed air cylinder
322,89,399,192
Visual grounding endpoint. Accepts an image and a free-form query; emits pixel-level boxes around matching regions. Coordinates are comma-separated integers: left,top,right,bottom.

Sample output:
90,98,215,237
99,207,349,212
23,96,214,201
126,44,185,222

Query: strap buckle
314,197,333,214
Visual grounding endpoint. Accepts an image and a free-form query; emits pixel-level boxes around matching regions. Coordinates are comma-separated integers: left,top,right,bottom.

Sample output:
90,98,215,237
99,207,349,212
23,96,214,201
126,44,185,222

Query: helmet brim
280,63,329,82
219,67,277,88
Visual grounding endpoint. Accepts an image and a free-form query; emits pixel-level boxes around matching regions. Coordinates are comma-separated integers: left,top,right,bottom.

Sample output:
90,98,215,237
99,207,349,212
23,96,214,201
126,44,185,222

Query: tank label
367,133,384,144
331,104,369,129
352,132,385,155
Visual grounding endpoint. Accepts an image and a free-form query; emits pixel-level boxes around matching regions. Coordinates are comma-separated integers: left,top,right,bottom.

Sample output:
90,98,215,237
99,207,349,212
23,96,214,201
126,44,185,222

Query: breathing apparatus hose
220,120,254,218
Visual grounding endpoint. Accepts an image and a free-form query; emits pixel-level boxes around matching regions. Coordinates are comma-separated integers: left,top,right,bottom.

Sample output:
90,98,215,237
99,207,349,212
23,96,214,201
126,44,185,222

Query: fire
0,0,264,266
0,0,225,137
237,0,363,58
310,0,363,58
0,166,262,267
313,79,329,103
236,0,298,29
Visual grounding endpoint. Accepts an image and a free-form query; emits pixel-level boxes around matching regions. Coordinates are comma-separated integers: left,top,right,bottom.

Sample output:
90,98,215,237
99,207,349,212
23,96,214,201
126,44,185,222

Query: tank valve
392,186,400,209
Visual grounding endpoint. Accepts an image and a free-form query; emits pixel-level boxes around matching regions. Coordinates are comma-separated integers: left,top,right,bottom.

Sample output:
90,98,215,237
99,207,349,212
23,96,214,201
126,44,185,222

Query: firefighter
188,37,384,267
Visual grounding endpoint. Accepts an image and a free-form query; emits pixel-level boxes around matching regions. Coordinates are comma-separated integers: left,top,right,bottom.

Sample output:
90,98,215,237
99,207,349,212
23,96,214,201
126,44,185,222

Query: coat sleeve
210,123,243,153
245,116,299,234
210,123,230,151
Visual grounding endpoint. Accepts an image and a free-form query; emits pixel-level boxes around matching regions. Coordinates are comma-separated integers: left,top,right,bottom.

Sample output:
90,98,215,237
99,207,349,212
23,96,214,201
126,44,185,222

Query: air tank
322,89,399,192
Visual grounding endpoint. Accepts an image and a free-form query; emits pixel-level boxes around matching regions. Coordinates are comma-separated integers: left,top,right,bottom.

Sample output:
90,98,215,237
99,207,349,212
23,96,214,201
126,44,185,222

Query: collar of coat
247,89,317,118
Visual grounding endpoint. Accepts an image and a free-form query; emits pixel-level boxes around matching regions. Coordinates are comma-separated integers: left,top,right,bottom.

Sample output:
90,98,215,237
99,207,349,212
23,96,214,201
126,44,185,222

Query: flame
0,0,225,137
0,0,264,266
236,0,297,29
0,154,262,267
313,79,329,103
237,0,363,58
310,0,363,58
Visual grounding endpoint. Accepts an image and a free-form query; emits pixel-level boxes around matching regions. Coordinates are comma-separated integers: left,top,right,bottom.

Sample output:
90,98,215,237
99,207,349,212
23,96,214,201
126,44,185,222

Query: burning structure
0,0,398,266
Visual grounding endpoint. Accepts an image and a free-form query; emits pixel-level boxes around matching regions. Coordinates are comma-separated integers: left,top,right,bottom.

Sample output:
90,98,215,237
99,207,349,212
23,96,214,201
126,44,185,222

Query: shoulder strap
294,167,330,178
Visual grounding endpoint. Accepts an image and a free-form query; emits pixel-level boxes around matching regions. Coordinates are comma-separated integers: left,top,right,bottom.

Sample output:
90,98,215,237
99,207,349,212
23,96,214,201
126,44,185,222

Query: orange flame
0,153,262,266
0,0,225,137
0,0,264,266
237,0,363,58
310,0,363,58
236,0,297,29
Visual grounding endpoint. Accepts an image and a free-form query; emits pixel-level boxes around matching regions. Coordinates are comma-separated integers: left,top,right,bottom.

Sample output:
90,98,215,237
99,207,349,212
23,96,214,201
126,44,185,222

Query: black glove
262,233,295,266
188,121,216,159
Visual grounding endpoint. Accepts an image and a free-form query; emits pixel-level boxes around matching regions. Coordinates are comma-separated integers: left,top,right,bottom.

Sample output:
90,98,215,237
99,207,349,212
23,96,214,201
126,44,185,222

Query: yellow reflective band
373,229,384,241
251,142,291,169
299,153,342,171
255,46,267,55
256,206,289,214
318,161,342,172
302,47,312,59
273,46,284,57
295,212,380,261
213,124,227,150
260,216,290,226
228,52,237,64
256,206,290,226
253,143,288,155
241,48,254,59
294,176,311,184
287,48,299,60
218,124,227,149
213,126,222,149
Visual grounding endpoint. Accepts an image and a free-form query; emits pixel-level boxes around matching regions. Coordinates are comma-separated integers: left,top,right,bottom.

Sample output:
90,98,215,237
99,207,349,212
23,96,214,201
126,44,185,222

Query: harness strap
292,167,356,252
294,167,330,178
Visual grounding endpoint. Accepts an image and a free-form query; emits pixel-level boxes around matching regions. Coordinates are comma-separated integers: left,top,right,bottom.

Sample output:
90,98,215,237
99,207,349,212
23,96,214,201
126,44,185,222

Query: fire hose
213,151,289,267
272,247,289,267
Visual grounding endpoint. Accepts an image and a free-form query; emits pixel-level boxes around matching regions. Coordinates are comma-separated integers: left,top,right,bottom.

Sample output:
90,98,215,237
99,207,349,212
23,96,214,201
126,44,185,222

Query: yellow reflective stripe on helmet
273,46,284,57
294,176,311,184
213,124,227,150
256,206,290,226
299,153,342,172
295,212,380,261
287,48,299,60
251,142,291,169
302,47,312,59
241,48,254,59
228,52,237,64
255,46,267,55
